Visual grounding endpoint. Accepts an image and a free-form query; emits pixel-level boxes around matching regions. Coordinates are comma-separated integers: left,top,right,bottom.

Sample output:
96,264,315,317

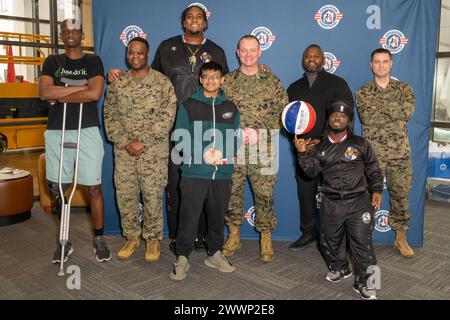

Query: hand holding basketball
294,135,308,153
203,148,223,165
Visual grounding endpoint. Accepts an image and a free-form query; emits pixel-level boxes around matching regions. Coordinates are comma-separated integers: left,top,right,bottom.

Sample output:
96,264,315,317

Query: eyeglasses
201,74,222,81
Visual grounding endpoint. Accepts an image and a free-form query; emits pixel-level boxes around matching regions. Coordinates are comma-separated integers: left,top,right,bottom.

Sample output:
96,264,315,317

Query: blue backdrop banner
93,0,439,246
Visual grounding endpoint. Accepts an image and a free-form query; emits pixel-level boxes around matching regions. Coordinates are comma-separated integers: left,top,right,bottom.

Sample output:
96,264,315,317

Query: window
0,0,34,19
431,0,450,143
0,0,94,83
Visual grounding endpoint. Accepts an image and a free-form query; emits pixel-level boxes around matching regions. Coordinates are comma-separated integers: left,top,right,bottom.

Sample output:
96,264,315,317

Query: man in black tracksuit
169,62,240,281
287,44,354,249
294,100,382,300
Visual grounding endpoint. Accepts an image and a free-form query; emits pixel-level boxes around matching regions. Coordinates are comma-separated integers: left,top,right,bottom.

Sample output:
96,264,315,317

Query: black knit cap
327,100,354,120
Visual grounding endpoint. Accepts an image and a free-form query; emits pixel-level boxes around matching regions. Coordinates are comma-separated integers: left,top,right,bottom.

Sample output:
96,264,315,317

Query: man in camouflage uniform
222,35,289,262
356,48,415,258
104,37,177,262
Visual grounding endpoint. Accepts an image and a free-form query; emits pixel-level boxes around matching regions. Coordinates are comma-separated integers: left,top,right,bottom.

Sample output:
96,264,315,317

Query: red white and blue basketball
281,101,316,135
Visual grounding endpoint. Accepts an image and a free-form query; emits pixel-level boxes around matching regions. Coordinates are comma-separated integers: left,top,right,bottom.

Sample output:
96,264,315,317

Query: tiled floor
0,200,448,300
1,148,449,300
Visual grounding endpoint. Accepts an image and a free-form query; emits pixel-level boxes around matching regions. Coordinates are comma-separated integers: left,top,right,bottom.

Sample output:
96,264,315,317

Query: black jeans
175,177,231,257
166,145,207,240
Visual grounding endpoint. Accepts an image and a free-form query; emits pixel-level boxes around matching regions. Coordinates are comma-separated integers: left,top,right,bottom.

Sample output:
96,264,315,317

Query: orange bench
0,173,33,226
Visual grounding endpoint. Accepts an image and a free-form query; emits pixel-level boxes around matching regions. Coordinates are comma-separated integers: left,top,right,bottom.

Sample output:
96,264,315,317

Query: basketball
281,100,316,135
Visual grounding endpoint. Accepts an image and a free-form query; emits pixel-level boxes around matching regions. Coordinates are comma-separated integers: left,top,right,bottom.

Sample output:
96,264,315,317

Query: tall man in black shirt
286,44,354,250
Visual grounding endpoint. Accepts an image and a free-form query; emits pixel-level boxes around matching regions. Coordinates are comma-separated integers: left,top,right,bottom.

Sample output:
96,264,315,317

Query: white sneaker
170,255,190,281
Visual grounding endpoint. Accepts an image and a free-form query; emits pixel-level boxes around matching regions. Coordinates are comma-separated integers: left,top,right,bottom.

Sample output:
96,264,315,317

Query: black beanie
327,100,354,120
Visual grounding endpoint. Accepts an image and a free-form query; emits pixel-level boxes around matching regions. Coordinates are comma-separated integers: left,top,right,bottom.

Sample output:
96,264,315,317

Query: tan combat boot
222,225,241,257
394,230,414,258
117,235,140,260
260,231,274,263
145,240,160,263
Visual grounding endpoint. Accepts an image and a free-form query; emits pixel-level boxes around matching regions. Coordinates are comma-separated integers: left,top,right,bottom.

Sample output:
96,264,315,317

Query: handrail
0,31,51,66
0,31,52,43
0,31,93,65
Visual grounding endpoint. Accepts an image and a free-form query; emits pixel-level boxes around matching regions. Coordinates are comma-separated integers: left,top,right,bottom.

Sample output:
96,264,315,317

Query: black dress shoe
194,237,207,251
169,239,176,253
288,233,316,251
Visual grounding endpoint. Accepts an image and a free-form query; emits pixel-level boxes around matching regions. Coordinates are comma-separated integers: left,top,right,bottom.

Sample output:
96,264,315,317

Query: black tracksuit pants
295,166,319,235
320,192,377,284
175,177,231,258
166,143,207,240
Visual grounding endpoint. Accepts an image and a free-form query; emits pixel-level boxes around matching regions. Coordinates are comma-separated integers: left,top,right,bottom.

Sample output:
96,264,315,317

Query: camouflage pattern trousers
381,158,413,231
225,162,277,232
114,149,167,240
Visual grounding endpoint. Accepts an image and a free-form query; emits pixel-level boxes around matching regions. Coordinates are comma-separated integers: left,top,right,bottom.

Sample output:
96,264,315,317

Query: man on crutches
39,18,111,268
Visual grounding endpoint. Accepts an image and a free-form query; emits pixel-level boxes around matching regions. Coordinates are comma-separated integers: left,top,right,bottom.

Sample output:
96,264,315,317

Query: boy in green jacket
170,61,240,281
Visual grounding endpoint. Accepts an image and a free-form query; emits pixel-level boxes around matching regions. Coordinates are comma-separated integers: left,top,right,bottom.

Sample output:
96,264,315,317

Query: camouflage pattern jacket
355,78,415,160
104,68,177,159
223,65,288,131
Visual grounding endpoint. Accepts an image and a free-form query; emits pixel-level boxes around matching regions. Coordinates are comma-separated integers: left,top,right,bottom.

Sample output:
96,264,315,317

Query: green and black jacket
173,88,241,180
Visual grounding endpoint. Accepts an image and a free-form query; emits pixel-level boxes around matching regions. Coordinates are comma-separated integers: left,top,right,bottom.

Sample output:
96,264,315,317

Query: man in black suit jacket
286,44,354,250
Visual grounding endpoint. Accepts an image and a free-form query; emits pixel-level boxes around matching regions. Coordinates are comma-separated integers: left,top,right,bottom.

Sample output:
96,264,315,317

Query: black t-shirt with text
41,54,104,130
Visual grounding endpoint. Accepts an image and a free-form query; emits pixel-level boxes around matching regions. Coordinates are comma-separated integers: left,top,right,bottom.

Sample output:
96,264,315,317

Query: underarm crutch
57,77,88,276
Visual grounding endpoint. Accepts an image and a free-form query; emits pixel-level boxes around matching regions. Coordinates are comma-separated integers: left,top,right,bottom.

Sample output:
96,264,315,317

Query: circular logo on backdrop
244,206,255,227
374,210,391,232
379,29,408,54
119,25,147,46
314,5,343,29
323,52,340,74
188,2,211,19
251,26,277,51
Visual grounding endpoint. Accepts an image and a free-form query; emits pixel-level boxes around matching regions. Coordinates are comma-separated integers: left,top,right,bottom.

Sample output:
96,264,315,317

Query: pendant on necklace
190,55,196,65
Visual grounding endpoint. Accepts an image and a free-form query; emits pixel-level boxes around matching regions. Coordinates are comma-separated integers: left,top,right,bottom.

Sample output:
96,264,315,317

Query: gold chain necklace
182,35,206,67
187,45,200,65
